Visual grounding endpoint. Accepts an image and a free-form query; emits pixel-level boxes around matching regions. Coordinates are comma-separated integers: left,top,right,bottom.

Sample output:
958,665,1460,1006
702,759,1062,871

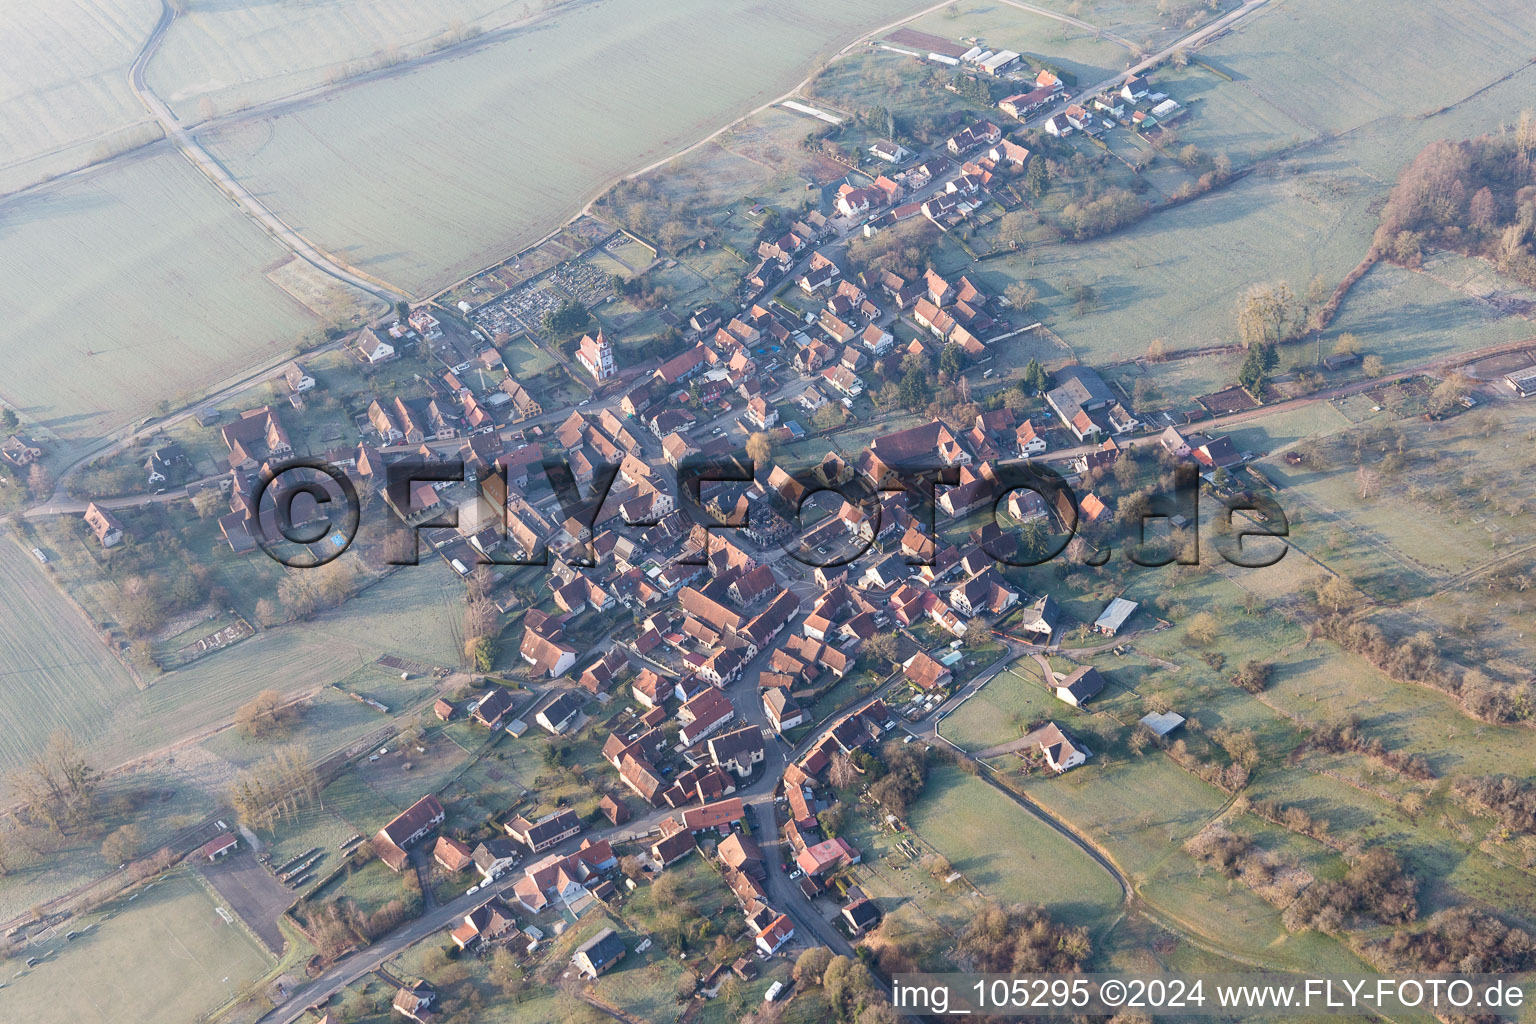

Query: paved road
128,0,405,306
1023,0,1271,131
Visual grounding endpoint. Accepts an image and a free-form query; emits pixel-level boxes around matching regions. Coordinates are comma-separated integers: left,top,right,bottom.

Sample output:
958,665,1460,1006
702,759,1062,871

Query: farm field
0,149,323,455
199,0,936,297
0,533,141,772
146,0,544,122
906,765,1124,934
2,868,273,1024
0,0,161,194
1196,0,1536,141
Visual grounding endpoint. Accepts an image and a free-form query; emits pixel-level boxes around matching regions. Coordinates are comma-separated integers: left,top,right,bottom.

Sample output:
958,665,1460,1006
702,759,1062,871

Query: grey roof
1048,365,1114,416
1139,711,1186,736
1093,598,1138,633
539,691,585,726
574,927,626,969
473,838,519,869
1057,666,1106,703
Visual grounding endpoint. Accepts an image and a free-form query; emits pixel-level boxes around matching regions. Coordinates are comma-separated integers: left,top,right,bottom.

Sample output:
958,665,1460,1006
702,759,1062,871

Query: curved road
128,0,406,307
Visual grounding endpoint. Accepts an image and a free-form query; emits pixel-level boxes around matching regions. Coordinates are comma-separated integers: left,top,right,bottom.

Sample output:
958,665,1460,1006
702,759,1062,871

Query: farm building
374,795,447,871
1505,367,1536,396
199,832,238,862
1139,711,1186,737
1092,598,1138,636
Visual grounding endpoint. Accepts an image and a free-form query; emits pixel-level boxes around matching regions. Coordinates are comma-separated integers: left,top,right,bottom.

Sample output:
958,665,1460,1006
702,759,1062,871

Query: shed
1092,598,1138,636
199,832,238,861
1139,711,1186,737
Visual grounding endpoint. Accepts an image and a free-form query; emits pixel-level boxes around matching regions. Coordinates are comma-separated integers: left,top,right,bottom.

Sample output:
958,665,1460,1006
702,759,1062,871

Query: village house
1053,666,1106,707
221,406,292,471
433,836,474,873
1036,722,1090,772
449,898,518,950
708,726,766,778
902,651,953,691
356,327,397,364
679,688,736,745
373,795,447,871
946,120,1001,155
0,433,42,471
83,502,125,548
472,838,521,881
1018,594,1060,644
951,567,1018,618
520,630,577,678
763,688,805,733
391,981,436,1022
573,928,627,978
756,914,795,955
505,808,583,853
283,361,315,393
745,396,778,431
534,691,585,735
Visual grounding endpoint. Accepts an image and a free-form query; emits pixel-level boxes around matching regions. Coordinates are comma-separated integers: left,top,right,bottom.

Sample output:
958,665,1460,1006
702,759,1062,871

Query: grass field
500,334,557,379
2,867,273,1024
0,533,141,772
940,664,1060,752
1322,263,1535,376
907,765,1124,932
0,149,323,454
199,0,936,296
